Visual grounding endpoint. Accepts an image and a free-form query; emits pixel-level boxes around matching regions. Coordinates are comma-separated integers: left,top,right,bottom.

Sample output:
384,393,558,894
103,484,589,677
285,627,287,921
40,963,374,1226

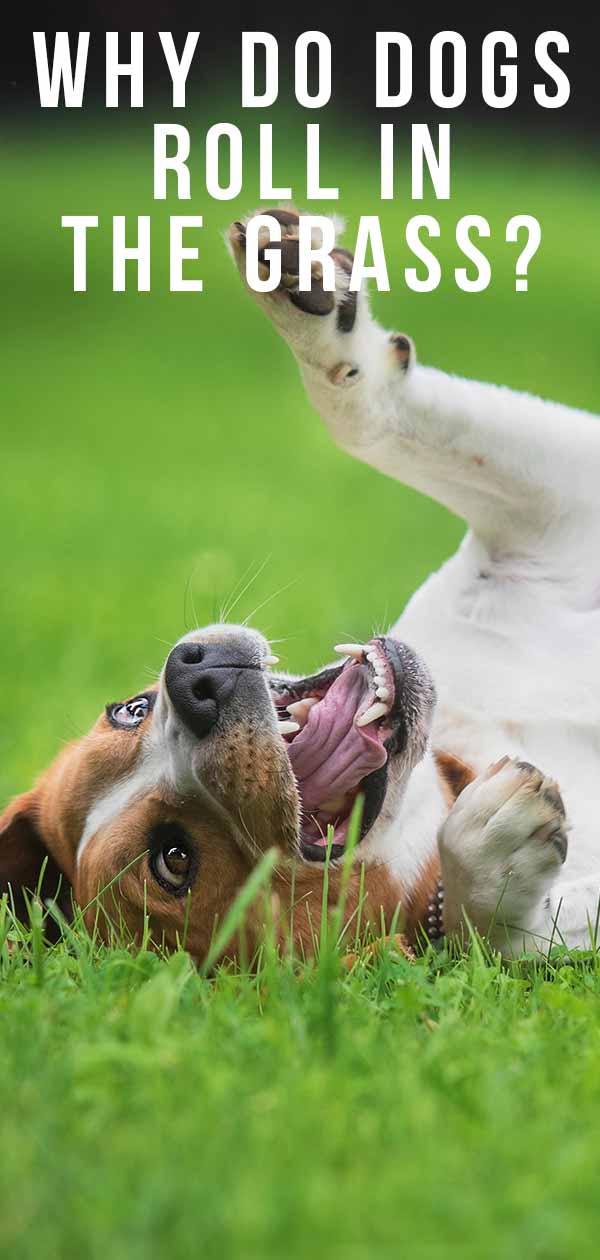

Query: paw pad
390,333,413,371
228,209,360,332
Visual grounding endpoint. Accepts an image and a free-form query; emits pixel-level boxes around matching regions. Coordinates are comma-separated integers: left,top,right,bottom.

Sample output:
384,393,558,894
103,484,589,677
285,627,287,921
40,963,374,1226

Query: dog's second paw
439,755,568,945
228,208,360,335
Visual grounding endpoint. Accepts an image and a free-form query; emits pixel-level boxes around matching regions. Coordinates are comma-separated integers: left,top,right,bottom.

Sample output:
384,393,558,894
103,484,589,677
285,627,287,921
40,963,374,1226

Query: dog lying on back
5,206,598,963
0,625,447,959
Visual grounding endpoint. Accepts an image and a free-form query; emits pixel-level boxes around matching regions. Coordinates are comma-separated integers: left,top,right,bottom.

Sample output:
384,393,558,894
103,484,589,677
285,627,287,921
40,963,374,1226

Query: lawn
2,104,600,1257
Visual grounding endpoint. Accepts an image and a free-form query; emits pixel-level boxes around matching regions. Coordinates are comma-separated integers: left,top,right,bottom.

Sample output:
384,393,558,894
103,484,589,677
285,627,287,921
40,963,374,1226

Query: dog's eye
109,696,150,729
152,842,192,893
149,823,196,896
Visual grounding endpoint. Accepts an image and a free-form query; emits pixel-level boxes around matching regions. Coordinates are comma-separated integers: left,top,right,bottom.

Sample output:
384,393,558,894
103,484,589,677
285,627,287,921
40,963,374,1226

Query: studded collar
425,878,445,941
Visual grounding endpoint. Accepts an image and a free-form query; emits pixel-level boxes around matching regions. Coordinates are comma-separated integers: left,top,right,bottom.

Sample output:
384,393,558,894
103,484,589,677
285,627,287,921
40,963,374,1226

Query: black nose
165,639,261,739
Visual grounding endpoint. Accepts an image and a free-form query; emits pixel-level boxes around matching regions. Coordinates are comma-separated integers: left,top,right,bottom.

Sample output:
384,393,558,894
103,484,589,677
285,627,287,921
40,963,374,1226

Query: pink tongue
286,666,387,814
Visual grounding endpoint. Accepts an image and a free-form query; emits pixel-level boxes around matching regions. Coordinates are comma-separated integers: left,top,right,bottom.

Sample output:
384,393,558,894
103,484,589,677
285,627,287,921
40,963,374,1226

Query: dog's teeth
376,686,391,703
264,655,279,666
356,702,389,728
287,698,319,726
278,720,300,735
367,652,378,665
334,643,367,659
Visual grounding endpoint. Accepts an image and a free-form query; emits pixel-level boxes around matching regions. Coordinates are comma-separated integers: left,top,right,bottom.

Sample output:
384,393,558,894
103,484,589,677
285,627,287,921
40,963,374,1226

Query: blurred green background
3,105,600,801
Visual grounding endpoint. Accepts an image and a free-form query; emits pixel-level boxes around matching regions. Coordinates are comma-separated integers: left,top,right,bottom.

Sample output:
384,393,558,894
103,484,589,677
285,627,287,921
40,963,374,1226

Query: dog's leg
229,212,600,566
438,756,569,955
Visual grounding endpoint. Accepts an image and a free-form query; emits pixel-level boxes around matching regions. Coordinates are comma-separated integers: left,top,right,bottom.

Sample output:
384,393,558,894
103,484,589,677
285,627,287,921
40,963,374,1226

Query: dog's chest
394,548,600,840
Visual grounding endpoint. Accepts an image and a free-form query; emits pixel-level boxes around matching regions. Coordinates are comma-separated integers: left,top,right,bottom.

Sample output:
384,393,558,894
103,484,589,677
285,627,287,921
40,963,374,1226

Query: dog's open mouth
269,637,411,861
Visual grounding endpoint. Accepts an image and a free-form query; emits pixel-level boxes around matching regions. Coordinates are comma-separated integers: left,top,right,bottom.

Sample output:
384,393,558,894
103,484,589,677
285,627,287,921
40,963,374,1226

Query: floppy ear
434,750,477,804
0,792,70,924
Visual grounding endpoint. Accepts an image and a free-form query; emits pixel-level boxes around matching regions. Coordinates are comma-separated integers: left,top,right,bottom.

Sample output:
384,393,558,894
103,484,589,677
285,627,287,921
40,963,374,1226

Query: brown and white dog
0,624,456,960
4,206,589,963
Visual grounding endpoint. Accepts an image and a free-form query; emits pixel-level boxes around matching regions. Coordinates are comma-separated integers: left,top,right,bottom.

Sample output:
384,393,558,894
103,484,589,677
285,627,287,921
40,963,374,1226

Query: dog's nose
164,638,262,738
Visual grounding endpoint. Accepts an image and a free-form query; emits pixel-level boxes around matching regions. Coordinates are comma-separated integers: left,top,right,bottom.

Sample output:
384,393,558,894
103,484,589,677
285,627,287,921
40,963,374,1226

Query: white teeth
334,643,367,660
367,652,378,665
278,720,300,735
356,701,389,728
376,686,391,702
264,655,279,666
286,701,305,719
287,697,319,726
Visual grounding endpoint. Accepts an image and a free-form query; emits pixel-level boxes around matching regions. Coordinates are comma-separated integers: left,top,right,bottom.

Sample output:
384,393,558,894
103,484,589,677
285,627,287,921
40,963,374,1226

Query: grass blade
199,848,279,977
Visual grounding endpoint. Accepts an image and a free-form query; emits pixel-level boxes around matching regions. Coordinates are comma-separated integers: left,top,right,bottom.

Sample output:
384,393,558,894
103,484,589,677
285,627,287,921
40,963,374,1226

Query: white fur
76,712,185,864
234,218,600,953
358,750,447,886
77,756,161,863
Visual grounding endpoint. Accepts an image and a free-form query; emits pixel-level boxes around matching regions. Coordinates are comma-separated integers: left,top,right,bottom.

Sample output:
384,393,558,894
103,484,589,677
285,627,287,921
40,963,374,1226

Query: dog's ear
434,750,477,803
0,791,70,921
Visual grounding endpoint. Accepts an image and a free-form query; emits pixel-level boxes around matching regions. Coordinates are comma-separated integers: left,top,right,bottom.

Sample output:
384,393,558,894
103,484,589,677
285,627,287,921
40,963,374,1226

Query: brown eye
164,846,189,879
152,836,193,894
108,695,151,729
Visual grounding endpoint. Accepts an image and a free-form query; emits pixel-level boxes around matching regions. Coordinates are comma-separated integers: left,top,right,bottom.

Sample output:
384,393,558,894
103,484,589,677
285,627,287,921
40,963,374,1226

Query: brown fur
434,749,476,805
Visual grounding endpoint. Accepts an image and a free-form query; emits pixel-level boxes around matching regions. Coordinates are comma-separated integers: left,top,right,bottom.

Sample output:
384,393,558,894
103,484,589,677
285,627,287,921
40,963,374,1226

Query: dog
2,208,597,963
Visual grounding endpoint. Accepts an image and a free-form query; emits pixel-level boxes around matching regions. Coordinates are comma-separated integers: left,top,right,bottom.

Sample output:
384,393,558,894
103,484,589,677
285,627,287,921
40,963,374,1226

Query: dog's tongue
286,665,387,814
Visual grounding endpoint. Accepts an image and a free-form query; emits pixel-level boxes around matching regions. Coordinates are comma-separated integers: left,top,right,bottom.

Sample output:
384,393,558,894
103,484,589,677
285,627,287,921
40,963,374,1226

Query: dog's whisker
241,578,299,629
141,665,160,681
188,583,201,633
183,568,195,631
220,555,272,624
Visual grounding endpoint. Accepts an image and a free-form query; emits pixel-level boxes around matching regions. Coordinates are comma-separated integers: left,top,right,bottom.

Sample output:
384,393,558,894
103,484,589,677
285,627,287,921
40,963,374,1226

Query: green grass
4,909,600,1259
3,107,600,1256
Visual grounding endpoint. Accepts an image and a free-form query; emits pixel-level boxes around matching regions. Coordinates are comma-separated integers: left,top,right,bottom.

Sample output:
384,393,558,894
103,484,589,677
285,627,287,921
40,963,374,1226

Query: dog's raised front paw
226,209,415,418
439,755,568,948
228,207,360,333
